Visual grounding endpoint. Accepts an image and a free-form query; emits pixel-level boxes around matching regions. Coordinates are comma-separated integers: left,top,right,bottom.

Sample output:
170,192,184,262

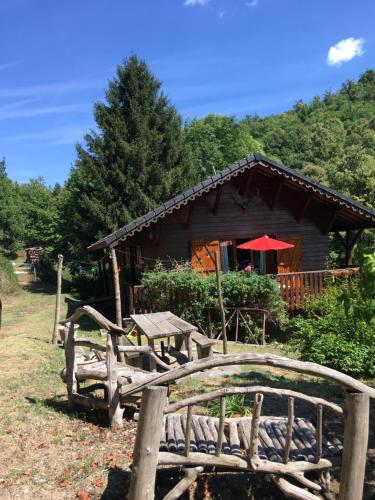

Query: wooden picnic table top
130,311,198,340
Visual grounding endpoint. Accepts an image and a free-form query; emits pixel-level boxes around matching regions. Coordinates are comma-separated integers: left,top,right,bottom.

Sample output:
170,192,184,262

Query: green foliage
184,114,264,178
0,160,63,256
340,252,375,322
17,179,62,253
288,261,375,376
0,254,19,294
62,55,196,257
0,160,24,255
208,394,252,418
142,264,286,341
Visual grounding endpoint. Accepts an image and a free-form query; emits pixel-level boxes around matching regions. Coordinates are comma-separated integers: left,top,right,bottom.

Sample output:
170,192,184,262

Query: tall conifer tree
63,55,196,257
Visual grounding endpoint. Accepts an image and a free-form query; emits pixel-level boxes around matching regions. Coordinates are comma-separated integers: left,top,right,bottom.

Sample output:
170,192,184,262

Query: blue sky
0,0,374,185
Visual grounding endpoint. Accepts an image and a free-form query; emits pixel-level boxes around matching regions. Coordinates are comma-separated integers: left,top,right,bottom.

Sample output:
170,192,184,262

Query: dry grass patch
0,285,374,499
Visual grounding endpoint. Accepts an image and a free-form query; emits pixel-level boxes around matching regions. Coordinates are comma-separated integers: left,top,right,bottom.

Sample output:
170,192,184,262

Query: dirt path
0,288,136,500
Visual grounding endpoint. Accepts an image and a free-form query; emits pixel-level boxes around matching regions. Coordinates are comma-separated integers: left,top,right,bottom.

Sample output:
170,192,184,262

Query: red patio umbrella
237,234,294,251
237,235,294,274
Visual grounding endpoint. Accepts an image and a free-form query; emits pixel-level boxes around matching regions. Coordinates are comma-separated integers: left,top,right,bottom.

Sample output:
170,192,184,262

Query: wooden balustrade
276,267,359,310
129,267,359,314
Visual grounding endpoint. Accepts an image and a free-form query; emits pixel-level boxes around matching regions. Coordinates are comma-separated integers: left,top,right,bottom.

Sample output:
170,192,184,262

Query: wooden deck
276,267,359,310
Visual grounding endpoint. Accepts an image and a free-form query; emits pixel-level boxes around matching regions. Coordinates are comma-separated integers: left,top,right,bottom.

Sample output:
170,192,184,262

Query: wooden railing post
64,321,77,407
52,254,63,344
110,247,122,327
339,391,369,500
214,251,228,354
128,386,168,500
106,333,123,428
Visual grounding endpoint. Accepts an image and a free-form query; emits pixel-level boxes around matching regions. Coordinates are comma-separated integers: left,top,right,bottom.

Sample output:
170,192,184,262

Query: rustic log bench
190,331,216,359
60,305,172,427
126,354,375,500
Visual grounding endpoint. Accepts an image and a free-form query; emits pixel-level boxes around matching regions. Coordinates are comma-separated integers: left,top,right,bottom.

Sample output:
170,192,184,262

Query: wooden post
339,391,369,500
262,312,266,346
128,386,168,500
51,254,63,345
64,321,77,407
106,333,124,428
110,247,122,327
214,251,227,354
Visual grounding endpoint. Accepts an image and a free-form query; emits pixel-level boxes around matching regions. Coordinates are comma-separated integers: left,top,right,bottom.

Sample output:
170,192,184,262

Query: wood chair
126,353,375,500
60,305,172,427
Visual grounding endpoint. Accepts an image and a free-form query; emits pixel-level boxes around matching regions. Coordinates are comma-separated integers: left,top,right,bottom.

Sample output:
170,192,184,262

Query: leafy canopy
62,55,196,257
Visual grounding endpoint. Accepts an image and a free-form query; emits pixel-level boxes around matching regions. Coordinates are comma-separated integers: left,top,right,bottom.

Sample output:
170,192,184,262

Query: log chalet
88,153,375,310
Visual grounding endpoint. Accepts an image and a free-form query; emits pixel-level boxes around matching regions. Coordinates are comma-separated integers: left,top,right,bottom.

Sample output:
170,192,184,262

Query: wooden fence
276,267,359,310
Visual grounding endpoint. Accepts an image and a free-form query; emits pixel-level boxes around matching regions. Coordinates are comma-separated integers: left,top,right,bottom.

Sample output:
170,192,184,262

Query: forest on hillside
1,56,374,264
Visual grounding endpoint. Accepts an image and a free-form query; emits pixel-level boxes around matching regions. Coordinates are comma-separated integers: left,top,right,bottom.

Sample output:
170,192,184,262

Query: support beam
339,391,369,500
212,185,223,215
296,194,312,223
335,229,364,266
324,209,341,235
270,179,284,210
110,247,122,327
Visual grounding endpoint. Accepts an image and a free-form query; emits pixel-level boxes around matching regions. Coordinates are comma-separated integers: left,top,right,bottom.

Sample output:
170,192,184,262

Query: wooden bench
60,306,172,427
126,353,375,500
190,331,216,359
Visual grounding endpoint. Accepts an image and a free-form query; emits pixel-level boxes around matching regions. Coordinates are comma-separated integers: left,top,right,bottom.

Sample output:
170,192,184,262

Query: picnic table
130,311,198,371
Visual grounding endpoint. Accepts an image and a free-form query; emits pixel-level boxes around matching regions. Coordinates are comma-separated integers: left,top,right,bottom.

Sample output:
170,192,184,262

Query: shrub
142,263,286,341
0,254,19,294
288,260,375,377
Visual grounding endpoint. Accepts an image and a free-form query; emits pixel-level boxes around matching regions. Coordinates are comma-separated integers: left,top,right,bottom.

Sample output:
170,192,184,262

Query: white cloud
0,103,86,120
327,37,364,66
0,77,102,99
245,0,258,7
218,10,225,18
1,124,88,146
184,0,208,6
0,60,22,71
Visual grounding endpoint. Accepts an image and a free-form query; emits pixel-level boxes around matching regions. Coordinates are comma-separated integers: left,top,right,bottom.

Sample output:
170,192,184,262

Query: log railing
127,354,375,500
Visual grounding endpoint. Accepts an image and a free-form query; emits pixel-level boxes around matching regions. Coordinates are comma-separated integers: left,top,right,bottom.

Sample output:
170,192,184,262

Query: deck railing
128,267,360,314
276,267,359,310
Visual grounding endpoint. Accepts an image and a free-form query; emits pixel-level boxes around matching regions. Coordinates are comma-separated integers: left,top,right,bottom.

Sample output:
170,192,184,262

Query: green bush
142,263,286,341
0,254,19,294
288,267,375,377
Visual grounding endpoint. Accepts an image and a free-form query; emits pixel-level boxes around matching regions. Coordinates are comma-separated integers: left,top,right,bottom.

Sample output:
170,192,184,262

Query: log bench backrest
128,355,374,500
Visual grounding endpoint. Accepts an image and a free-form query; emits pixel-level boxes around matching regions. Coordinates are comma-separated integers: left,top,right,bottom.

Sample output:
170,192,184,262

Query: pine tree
63,55,196,257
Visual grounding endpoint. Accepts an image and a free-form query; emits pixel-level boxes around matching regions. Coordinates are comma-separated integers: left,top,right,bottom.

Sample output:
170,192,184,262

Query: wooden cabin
88,153,375,309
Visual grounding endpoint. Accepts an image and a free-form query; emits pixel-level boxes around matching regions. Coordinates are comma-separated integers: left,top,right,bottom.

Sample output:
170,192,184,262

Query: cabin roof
88,153,375,251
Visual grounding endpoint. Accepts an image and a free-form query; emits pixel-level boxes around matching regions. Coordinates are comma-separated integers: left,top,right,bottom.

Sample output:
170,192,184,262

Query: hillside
243,70,375,209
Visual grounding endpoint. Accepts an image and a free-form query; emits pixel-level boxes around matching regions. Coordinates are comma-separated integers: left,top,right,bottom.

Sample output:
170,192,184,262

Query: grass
0,270,374,498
